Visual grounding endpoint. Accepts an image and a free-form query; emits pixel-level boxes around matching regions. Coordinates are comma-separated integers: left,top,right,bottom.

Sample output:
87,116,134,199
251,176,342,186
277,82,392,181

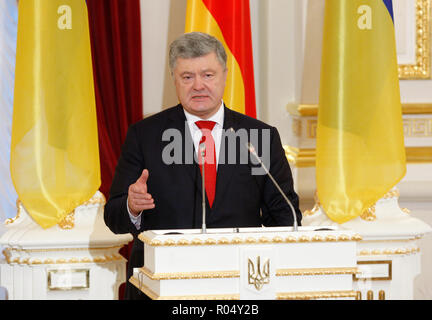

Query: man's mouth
191,95,209,101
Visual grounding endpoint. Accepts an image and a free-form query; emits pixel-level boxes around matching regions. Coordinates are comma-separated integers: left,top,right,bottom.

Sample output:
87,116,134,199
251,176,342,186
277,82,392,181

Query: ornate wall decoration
396,0,431,79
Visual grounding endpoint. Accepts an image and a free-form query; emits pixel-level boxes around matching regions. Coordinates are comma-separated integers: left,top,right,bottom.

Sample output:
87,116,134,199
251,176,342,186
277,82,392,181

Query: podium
0,192,133,300
130,226,362,300
302,188,432,300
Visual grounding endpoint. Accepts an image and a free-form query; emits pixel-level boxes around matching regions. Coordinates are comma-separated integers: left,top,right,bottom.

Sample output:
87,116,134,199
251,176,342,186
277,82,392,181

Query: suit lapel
165,104,203,196
164,105,242,211
212,106,241,210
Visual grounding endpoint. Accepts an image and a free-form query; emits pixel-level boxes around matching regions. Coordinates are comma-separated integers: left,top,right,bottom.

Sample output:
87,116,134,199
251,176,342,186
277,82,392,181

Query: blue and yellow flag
316,0,406,223
10,0,100,228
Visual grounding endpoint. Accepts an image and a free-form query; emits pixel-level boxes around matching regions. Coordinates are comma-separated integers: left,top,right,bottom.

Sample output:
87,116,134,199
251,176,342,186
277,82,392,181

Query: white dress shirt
183,101,224,168
128,102,225,229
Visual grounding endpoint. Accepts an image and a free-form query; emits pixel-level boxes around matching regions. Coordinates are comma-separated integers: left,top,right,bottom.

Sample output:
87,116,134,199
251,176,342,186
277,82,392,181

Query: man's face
173,52,227,119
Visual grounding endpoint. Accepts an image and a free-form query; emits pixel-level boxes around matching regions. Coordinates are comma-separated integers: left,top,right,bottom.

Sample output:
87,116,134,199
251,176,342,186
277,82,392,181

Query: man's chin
188,102,210,112
184,104,218,118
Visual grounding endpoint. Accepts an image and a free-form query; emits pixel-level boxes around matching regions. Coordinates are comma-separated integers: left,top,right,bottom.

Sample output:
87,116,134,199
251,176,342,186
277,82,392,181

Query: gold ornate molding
358,247,420,256
2,246,126,265
58,212,75,229
4,192,106,228
287,104,319,117
284,146,315,168
398,0,431,79
303,189,412,222
360,205,377,221
129,276,240,300
276,267,359,277
287,103,432,117
4,199,22,226
284,145,432,167
130,276,358,300
276,290,357,300
406,146,432,161
303,192,321,217
359,191,406,221
137,266,360,282
139,266,240,280
404,118,432,137
298,118,432,139
8,245,123,253
402,104,432,115
2,252,125,265
139,233,362,247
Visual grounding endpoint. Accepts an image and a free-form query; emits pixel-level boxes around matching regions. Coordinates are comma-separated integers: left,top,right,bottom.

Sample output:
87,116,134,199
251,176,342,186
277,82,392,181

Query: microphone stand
200,143,207,234
247,142,298,232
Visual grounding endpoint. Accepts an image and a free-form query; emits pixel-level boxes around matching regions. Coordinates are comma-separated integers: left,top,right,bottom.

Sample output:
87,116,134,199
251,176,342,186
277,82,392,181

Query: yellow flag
10,0,100,228
316,0,406,223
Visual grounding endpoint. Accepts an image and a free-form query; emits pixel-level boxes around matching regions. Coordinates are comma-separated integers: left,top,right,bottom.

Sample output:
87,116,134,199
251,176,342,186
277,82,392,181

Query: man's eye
205,73,214,78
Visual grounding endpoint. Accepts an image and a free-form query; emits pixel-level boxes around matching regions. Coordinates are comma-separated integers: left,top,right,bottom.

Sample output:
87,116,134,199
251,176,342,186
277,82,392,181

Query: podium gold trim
136,266,359,281
139,232,362,247
129,276,240,300
139,266,239,280
130,276,358,300
276,290,357,300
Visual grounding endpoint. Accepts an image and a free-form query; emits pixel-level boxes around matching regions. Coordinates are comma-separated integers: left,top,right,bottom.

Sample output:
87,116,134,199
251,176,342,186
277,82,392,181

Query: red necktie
195,121,217,207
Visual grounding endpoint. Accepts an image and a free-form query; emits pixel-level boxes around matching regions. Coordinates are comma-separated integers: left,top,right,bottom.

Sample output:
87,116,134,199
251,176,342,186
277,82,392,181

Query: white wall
139,0,432,141
140,0,182,116
139,0,302,144
139,0,432,300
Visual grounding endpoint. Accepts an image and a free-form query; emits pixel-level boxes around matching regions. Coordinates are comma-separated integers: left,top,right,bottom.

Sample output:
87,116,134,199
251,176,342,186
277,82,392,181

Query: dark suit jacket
104,104,302,299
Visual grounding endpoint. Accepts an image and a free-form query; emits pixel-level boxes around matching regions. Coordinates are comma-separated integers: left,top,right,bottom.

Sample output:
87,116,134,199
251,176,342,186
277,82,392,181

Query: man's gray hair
169,32,227,73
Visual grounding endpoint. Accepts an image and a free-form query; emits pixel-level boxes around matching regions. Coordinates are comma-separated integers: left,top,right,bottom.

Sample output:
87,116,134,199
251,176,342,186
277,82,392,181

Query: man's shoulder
225,107,273,130
130,104,183,130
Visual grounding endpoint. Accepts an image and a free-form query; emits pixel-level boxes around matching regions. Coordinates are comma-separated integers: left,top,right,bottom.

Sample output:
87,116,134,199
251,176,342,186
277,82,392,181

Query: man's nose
192,76,205,90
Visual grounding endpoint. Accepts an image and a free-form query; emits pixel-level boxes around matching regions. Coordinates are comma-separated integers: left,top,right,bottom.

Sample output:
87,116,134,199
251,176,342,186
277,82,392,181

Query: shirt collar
183,101,224,129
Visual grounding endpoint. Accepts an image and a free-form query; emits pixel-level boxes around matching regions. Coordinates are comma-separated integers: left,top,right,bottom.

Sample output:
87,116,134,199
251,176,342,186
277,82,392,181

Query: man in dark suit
104,32,302,300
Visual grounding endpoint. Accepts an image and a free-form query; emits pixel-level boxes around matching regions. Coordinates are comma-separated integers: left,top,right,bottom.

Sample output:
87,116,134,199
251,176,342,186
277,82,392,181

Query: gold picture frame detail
353,260,392,281
47,268,90,291
397,0,431,79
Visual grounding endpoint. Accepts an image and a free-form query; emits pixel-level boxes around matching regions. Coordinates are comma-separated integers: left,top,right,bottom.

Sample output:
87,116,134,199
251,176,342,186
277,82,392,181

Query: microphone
199,142,207,234
246,142,299,232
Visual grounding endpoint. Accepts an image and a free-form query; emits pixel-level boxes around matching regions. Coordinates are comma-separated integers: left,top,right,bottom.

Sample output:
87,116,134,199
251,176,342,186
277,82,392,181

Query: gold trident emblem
248,256,270,291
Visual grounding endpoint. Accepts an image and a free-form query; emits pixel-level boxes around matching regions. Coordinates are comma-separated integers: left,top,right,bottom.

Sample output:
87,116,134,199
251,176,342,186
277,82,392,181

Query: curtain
86,0,143,299
87,0,143,197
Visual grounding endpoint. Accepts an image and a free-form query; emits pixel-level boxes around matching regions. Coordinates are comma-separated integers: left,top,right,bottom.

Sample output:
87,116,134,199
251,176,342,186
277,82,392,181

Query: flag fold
316,0,406,223
11,0,100,228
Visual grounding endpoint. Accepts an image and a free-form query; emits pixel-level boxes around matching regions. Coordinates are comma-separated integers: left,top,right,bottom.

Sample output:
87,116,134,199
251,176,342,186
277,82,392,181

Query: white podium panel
302,189,432,300
0,192,133,300
130,226,361,300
